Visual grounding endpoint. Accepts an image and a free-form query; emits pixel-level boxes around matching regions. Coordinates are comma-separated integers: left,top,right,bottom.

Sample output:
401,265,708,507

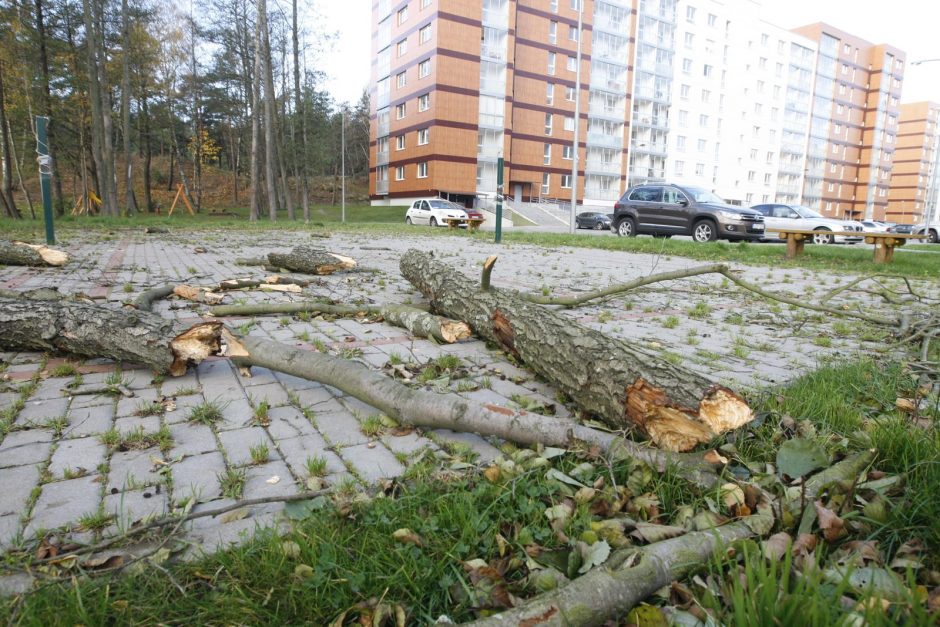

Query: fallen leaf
762,532,793,561
577,540,611,574
631,522,686,544
703,450,729,465
220,508,248,524
281,541,301,559
81,554,125,570
895,397,916,413
625,604,668,627
814,501,846,543
293,564,314,579
483,465,501,483
574,487,596,504
392,528,424,547
776,438,828,478
825,566,908,602
720,483,745,509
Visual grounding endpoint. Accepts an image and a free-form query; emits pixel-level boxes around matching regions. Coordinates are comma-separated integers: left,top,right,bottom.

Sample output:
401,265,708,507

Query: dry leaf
81,554,125,570
220,508,248,524
703,450,729,465
483,465,501,483
720,483,745,509
814,501,846,543
895,397,916,413
762,532,793,561
392,528,424,547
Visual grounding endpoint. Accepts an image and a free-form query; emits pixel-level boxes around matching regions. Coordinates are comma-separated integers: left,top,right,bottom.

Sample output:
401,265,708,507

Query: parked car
750,204,863,244
611,184,765,242
888,223,915,235
913,222,940,243
405,199,468,227
575,211,612,230
859,220,890,234
465,208,485,222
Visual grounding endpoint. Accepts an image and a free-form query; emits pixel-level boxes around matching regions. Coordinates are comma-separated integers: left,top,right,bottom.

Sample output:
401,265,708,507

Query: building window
841,64,848,74
707,13,716,26
550,0,557,12
548,52,556,75
418,93,429,111
748,170,755,182
563,145,573,159
676,135,686,151
376,165,388,182
417,162,428,178
756,80,765,93
397,71,406,88
546,83,554,104
699,114,708,127
686,5,696,22
695,163,704,176
760,33,768,46
543,143,551,165
417,128,429,145
682,58,692,74
545,113,553,135
541,172,550,194
561,174,572,188
569,25,578,41
397,39,407,57
766,151,773,164
684,32,694,48
675,160,684,175
565,86,575,101
419,24,431,44
701,89,710,102
396,135,405,150
549,21,557,44
395,166,405,181
397,6,408,25
421,0,431,7
827,182,834,192
697,139,706,152
678,110,688,127
680,84,690,99
567,56,576,71
396,103,406,119
417,59,430,79
564,116,574,131
703,64,713,77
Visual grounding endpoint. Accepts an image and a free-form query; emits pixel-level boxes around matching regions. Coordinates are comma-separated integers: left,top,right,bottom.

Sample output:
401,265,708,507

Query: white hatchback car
405,199,468,227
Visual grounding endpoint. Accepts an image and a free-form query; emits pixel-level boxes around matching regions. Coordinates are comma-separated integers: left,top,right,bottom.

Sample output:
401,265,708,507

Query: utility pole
36,116,55,244
495,155,504,243
569,0,584,234
341,109,346,223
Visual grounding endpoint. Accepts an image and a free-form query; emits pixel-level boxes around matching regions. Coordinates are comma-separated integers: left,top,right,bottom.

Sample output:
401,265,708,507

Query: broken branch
267,245,356,275
0,240,68,266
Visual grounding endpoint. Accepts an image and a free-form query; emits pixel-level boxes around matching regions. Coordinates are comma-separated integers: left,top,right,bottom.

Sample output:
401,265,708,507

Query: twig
132,285,175,312
64,384,134,398
481,255,498,291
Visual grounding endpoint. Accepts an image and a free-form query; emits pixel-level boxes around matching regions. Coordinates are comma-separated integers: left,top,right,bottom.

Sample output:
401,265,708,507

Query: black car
612,184,765,242
889,224,915,234
575,212,612,230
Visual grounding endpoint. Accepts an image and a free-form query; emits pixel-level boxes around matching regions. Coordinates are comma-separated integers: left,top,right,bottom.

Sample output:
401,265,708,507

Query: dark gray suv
612,184,765,242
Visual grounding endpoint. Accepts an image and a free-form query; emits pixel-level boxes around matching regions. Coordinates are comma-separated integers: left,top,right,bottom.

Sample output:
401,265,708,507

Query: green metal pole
495,155,503,243
36,116,55,244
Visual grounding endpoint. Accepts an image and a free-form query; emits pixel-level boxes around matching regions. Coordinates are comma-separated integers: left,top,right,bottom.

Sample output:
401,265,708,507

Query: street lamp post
569,0,583,234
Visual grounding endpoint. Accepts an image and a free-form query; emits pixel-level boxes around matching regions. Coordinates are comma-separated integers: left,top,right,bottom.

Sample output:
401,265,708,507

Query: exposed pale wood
267,246,356,275
0,240,68,266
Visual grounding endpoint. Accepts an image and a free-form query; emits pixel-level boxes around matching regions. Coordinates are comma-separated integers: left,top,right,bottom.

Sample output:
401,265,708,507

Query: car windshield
681,186,723,204
428,200,462,210
793,206,824,219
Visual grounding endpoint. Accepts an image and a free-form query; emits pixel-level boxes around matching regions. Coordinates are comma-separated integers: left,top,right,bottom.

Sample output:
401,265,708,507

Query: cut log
0,240,68,266
463,521,757,627
215,275,310,291
400,250,753,452
0,297,221,375
223,330,720,488
209,301,470,344
172,284,226,305
267,245,356,275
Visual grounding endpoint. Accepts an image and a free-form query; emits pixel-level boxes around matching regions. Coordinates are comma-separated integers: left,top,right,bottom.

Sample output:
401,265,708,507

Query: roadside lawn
2,357,938,625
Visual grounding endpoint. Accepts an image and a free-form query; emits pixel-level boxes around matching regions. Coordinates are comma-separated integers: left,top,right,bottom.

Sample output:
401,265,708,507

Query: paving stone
276,435,344,478
339,396,383,418
16,397,69,424
0,464,40,517
218,427,275,466
294,385,340,407
63,404,114,438
431,430,501,463
169,422,218,458
273,371,321,390
216,396,255,431
340,442,405,483
0,573,33,596
0,392,18,411
0,430,53,468
115,390,159,417
266,405,319,440
32,377,75,400
47,437,107,480
113,415,162,435
382,431,437,457
239,367,280,387
25,475,101,536
0,514,23,551
108,449,164,492
316,410,370,447
187,510,282,555
244,382,291,408
161,374,201,396
242,460,297,499
104,488,169,529
171,451,225,503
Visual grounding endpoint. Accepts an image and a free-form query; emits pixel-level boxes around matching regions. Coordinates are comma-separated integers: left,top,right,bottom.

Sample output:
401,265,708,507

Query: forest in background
0,0,371,221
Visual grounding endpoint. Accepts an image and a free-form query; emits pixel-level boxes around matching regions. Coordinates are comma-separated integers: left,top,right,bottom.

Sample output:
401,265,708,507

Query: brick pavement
0,228,914,591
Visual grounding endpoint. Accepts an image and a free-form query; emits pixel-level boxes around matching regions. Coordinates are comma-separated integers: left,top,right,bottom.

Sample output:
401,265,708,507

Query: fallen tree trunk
463,521,756,627
0,240,68,266
267,246,356,275
216,275,311,290
211,302,471,344
0,297,221,375
223,330,721,488
400,250,752,452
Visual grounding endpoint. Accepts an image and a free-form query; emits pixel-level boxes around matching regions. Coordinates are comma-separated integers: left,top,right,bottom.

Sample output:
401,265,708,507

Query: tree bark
258,0,278,221
291,0,310,222
223,330,720,488
141,91,153,212
120,0,137,216
267,246,356,275
35,0,66,216
463,522,757,627
400,250,753,452
0,61,18,218
0,297,221,376
0,241,68,266
248,0,262,221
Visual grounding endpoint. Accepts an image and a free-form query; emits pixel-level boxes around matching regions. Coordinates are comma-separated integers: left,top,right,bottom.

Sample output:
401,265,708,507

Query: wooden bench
444,218,485,232
767,229,925,263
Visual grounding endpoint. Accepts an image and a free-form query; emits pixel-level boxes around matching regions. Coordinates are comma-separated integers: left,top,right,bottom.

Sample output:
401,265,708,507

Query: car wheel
593,222,604,230
405,217,412,225
929,229,939,244
430,216,438,227
616,217,636,237
692,220,717,243
812,228,833,245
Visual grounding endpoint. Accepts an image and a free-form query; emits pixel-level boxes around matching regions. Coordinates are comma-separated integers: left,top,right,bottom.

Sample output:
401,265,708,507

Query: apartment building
887,101,940,224
369,0,908,215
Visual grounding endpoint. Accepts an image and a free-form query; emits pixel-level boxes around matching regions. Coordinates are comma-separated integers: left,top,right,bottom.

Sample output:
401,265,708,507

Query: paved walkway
0,227,913,593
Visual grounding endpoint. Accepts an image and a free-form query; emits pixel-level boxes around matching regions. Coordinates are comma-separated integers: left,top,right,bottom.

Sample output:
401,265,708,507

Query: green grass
188,399,226,425
218,468,247,499
100,425,174,453
305,455,329,477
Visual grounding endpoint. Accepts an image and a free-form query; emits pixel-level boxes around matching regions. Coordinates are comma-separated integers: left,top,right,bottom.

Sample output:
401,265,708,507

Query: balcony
589,103,625,120
633,87,670,103
375,180,389,195
594,16,627,35
481,44,506,61
376,90,390,109
594,45,629,64
589,75,626,93
482,6,508,27
585,160,622,174
632,115,668,130
633,141,667,156
586,132,623,148
377,120,390,137
480,76,507,95
477,144,502,159
376,150,389,165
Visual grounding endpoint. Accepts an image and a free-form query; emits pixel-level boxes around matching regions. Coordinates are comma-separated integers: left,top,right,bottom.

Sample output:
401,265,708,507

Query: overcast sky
316,0,940,106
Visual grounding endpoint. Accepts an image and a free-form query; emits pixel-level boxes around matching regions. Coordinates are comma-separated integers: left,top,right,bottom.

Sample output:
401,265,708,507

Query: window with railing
479,95,504,127
482,0,508,25
376,108,390,137
481,27,507,60
479,60,505,92
477,128,503,158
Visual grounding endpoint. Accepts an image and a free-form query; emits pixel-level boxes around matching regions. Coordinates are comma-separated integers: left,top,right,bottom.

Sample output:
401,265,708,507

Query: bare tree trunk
35,0,66,216
249,0,263,221
189,15,202,213
141,92,153,212
82,0,116,216
11,123,36,218
258,0,278,222
292,0,310,222
120,0,137,215
0,62,19,218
